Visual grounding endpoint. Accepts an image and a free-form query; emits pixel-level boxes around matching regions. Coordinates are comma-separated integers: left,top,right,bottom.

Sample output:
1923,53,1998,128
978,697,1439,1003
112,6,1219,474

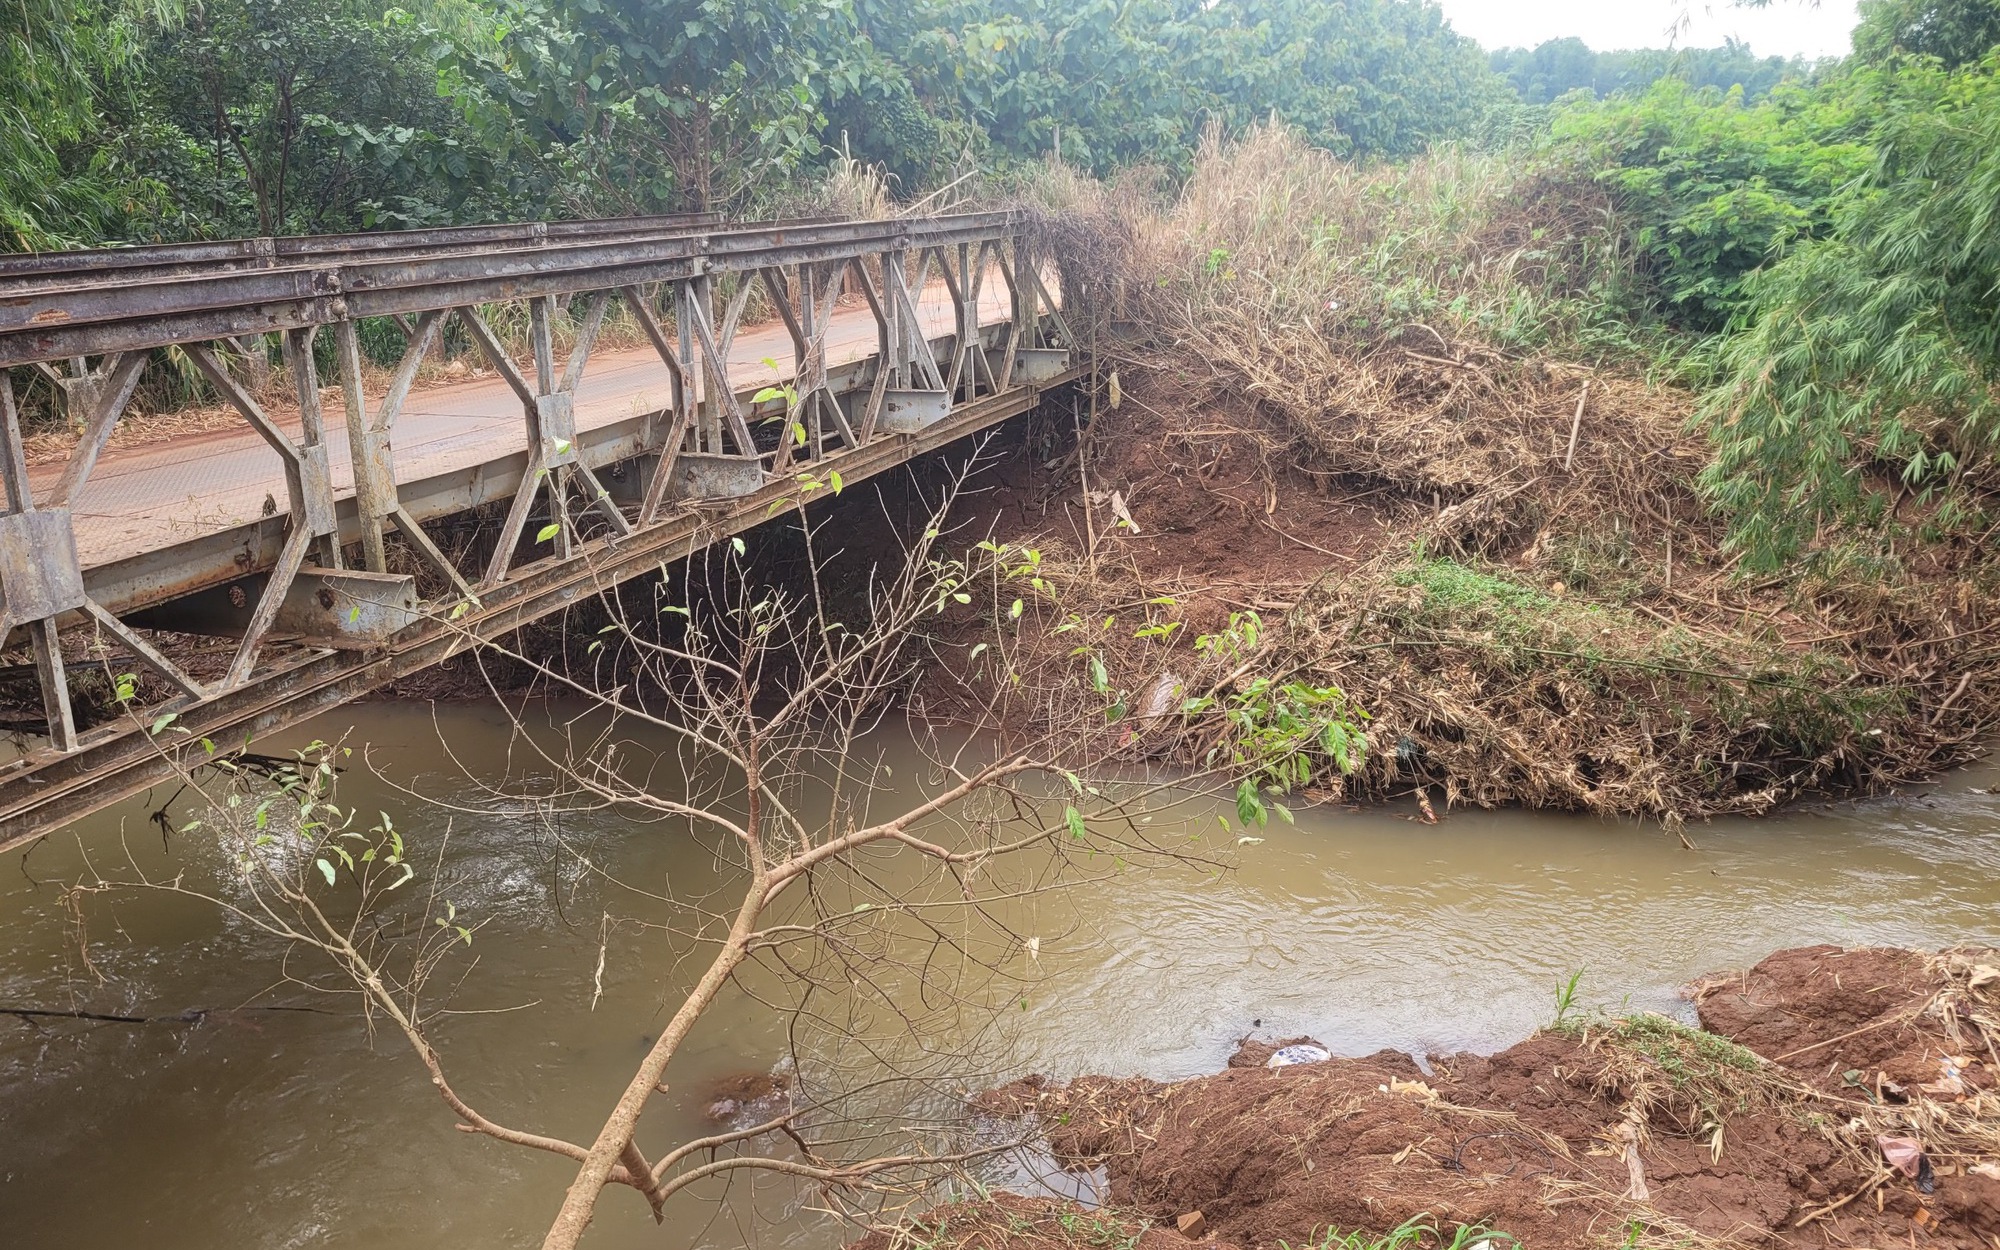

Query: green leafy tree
0,0,180,249
1701,54,2000,564
1492,38,1809,105
460,0,851,213
1854,0,2000,67
1550,76,1873,329
142,0,500,235
918,0,1496,176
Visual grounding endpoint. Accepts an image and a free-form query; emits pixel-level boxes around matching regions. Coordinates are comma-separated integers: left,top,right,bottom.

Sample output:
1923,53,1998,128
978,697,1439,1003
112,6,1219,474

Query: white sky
1434,0,1863,58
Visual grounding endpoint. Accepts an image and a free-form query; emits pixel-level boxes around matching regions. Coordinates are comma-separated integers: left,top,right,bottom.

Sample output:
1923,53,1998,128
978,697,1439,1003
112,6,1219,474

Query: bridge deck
41,279,1000,577
0,210,1079,848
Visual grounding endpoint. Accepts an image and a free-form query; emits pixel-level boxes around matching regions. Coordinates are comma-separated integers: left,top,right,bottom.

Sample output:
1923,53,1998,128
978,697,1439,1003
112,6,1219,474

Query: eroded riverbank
951,945,2000,1250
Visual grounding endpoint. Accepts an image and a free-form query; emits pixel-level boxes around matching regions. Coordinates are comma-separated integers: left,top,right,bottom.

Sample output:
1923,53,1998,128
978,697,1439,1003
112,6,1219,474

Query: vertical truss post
959,242,979,403
527,296,572,560
688,278,721,455
992,235,1024,390
283,328,343,571
971,241,1000,395
335,321,390,572
887,251,946,394
884,251,907,389
317,318,472,595
1024,234,1040,348
0,371,76,750
849,255,893,444
803,265,825,461
474,292,627,589
677,281,695,446
680,275,758,458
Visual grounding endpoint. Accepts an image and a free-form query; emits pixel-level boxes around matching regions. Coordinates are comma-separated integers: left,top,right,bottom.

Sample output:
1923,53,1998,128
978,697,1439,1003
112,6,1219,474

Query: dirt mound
893,946,2000,1250
934,351,2000,823
1696,945,2000,1097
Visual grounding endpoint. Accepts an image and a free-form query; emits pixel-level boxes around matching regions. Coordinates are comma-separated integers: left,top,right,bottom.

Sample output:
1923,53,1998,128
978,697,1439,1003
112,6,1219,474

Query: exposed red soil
895,946,2000,1250
1693,945,1996,1096
928,358,2000,822
955,380,1393,642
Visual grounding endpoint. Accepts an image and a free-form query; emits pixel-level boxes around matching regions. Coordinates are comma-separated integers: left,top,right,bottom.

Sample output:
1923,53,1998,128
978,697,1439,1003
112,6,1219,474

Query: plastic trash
1878,1134,1937,1193
1267,1044,1332,1067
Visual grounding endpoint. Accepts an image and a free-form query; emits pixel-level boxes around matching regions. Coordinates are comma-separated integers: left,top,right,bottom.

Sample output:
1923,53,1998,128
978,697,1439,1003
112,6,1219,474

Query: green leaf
1235,779,1267,828
149,712,178,736
1063,805,1087,841
315,858,336,887
536,522,561,543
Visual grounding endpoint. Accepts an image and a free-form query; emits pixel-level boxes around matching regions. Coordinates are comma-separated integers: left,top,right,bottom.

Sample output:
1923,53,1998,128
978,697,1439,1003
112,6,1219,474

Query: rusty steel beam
0,363,1082,853
0,212,724,287
0,213,1016,367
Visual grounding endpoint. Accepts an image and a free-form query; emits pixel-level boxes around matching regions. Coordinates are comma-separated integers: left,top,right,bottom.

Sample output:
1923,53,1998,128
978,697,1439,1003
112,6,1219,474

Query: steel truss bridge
0,210,1078,851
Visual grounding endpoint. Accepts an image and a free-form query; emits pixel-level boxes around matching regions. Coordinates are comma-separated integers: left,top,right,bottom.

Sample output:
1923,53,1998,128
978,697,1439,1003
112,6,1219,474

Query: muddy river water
4,700,2000,1248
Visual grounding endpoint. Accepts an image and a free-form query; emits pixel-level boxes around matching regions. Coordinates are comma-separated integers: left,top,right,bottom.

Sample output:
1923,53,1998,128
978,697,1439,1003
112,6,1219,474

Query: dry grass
971,124,2000,824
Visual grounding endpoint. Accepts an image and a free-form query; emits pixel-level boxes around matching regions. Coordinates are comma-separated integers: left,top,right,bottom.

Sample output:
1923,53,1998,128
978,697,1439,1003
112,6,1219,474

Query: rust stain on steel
28,308,70,325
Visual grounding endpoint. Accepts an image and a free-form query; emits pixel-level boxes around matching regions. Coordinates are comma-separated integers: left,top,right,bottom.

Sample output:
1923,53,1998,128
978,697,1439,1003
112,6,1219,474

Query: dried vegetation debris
976,126,2000,823
906,946,2000,1250
848,1192,1197,1250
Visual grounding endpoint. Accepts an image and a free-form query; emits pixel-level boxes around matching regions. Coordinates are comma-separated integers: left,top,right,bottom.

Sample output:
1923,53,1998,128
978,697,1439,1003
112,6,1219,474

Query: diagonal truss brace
0,370,203,750
185,339,346,687
468,294,631,589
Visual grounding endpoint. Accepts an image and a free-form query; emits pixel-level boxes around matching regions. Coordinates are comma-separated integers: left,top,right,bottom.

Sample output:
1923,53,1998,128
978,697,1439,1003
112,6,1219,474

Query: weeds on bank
1556,1011,1778,1138
1349,554,1902,781
1138,124,1659,362
1280,1215,1518,1250
965,539,1369,827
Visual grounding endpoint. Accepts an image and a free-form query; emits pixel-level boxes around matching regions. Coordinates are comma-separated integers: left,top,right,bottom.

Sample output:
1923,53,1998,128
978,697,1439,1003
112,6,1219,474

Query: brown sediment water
2,700,1999,1247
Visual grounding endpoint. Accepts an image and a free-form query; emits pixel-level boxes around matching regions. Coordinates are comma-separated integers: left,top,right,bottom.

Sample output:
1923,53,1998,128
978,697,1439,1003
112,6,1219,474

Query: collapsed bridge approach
0,210,1080,852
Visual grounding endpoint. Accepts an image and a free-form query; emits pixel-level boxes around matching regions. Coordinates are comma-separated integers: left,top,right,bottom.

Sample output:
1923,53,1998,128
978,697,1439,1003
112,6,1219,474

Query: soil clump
886,945,2000,1250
